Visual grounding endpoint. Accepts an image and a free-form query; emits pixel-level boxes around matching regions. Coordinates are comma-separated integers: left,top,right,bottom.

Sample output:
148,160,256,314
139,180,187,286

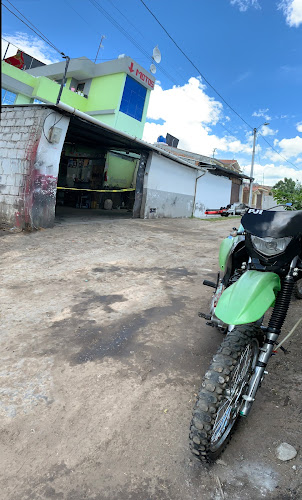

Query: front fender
215,270,281,325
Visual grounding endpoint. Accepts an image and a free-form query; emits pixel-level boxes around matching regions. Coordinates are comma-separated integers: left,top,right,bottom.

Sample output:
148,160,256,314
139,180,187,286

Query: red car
204,208,228,216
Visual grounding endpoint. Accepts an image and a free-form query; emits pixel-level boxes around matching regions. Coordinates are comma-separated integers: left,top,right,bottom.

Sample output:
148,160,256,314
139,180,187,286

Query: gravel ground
1,214,301,500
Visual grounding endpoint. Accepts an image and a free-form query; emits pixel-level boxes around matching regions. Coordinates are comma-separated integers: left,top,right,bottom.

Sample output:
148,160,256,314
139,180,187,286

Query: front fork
240,332,278,417
240,257,298,417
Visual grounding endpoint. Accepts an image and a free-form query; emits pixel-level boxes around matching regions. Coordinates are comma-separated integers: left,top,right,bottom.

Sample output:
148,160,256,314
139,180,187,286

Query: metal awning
65,115,150,152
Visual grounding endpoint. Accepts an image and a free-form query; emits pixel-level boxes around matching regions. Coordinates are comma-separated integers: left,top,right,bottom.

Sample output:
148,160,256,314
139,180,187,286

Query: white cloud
230,0,261,11
233,71,252,84
2,32,60,64
143,78,254,157
279,136,302,157
143,78,302,183
262,136,302,164
296,122,302,132
252,108,271,121
241,161,302,185
259,125,278,136
278,0,302,27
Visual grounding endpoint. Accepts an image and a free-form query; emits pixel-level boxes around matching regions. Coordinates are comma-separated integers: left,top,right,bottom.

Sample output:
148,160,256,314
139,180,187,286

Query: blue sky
2,0,302,185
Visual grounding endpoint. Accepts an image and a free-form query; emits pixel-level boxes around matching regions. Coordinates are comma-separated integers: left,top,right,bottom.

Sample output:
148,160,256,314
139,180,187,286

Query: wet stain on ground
48,292,185,366
92,265,197,280
71,290,127,314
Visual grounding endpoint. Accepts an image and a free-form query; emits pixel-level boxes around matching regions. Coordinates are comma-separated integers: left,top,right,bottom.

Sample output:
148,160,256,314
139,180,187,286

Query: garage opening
55,115,147,221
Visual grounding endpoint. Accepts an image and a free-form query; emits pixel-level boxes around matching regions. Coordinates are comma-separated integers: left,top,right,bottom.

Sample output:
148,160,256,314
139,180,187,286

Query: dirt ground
1,214,301,500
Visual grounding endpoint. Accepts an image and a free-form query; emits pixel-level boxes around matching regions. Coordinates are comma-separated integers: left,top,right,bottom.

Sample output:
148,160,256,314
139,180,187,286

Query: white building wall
142,152,197,218
262,194,276,209
0,105,69,229
194,171,232,217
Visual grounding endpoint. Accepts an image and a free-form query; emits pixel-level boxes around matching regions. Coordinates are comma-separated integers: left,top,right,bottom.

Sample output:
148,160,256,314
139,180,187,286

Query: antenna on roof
94,35,106,63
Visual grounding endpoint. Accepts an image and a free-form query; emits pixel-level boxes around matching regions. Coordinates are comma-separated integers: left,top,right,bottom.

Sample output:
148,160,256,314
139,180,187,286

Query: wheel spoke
210,345,254,445
190,326,260,462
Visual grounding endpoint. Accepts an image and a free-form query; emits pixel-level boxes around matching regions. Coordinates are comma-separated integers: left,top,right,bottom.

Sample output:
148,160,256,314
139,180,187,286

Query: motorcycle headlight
251,235,292,257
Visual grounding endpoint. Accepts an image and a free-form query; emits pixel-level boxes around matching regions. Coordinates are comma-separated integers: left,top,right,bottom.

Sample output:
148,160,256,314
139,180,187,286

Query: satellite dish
152,45,161,64
150,63,156,74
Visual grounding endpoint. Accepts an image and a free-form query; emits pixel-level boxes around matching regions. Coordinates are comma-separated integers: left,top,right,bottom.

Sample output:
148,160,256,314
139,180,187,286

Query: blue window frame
2,88,17,105
120,76,147,121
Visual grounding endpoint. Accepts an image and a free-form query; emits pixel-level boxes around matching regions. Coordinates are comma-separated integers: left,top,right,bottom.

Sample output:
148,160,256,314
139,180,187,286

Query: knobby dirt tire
293,280,302,299
189,325,262,463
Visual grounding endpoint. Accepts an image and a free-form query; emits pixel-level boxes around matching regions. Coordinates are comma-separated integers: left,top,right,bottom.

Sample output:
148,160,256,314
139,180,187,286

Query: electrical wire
138,0,253,131
42,111,64,143
2,2,65,56
138,0,301,171
258,133,299,171
107,0,146,41
87,0,179,85
1,39,144,63
3,0,300,171
5,0,63,54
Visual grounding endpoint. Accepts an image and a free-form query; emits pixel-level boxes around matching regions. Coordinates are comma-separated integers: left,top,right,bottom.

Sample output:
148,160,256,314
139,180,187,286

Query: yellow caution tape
57,187,135,193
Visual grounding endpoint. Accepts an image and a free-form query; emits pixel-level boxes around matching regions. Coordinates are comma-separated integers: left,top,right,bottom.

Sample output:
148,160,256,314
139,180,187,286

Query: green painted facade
86,73,126,112
1,60,151,139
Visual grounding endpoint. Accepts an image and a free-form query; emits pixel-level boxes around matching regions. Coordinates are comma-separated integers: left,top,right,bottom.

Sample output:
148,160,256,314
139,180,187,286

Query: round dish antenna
150,63,156,74
152,45,161,64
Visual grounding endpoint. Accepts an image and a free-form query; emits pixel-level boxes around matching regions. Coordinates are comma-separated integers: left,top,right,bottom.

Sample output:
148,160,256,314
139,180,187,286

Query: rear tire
189,325,261,462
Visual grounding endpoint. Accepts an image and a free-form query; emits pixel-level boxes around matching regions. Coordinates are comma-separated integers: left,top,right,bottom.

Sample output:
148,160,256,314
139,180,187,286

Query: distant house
1,54,155,139
154,144,250,215
0,103,251,228
242,184,274,208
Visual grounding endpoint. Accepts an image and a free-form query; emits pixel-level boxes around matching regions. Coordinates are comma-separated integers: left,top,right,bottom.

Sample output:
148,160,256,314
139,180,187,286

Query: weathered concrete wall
261,195,278,210
0,105,69,229
194,171,232,217
141,152,196,218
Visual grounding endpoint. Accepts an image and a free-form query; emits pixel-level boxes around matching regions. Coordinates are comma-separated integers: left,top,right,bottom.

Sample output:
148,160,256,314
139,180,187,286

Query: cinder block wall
0,105,69,229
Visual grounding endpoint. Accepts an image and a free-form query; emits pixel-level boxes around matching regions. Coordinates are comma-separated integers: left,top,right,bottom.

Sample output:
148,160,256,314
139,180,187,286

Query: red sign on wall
128,61,154,89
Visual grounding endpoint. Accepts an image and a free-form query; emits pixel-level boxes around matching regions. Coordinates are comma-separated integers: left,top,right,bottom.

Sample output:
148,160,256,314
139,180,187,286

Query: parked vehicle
226,202,248,216
205,203,248,217
204,208,228,216
190,207,302,462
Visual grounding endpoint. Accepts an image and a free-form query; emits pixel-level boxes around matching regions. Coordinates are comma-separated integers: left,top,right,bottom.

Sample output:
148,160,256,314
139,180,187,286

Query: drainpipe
133,151,149,218
3,42,10,60
192,170,206,217
56,55,70,105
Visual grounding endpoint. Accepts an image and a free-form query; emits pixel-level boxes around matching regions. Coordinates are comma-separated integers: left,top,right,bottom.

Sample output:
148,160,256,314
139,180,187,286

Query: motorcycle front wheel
294,280,302,299
189,325,261,462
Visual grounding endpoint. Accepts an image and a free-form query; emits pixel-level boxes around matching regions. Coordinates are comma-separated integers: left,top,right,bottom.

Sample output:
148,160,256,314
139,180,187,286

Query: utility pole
248,121,269,207
94,35,106,63
248,128,257,207
212,148,217,158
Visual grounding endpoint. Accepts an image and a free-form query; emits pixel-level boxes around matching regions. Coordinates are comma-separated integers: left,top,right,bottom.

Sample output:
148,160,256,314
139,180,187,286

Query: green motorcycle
190,208,302,462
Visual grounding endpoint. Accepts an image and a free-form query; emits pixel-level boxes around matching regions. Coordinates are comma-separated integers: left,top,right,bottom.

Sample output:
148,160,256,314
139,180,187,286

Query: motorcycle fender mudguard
215,270,281,325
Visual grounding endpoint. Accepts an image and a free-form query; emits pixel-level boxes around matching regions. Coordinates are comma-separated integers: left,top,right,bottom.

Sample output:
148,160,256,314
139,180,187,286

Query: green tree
272,178,302,210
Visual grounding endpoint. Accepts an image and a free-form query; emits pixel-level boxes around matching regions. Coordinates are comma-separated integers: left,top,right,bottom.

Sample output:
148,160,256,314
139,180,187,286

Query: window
76,83,85,93
120,76,147,121
33,98,44,104
1,88,17,105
